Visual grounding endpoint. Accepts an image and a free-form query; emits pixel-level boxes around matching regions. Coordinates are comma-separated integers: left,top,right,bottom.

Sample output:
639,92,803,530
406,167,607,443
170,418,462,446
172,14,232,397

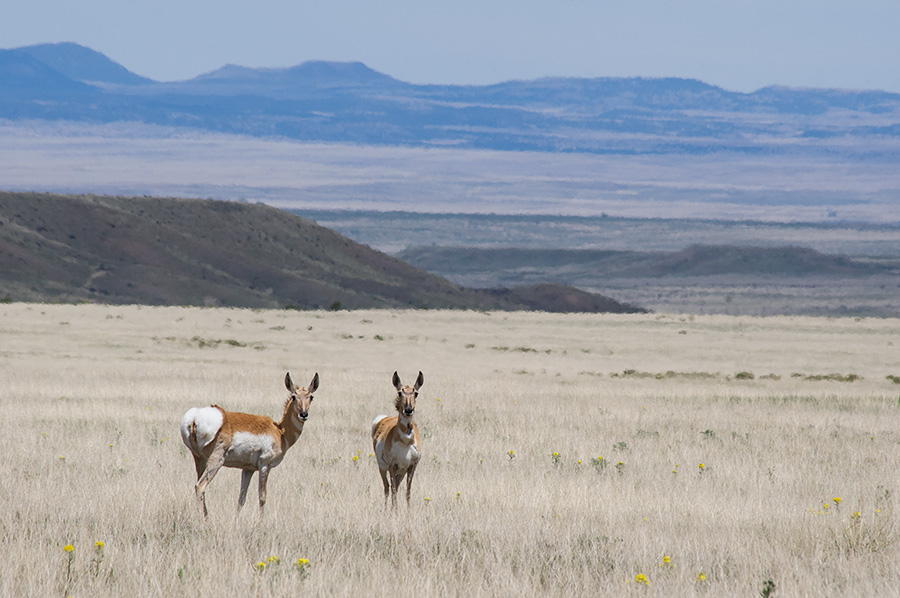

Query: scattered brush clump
491,345,551,354
609,369,719,380
802,373,862,382
151,335,265,350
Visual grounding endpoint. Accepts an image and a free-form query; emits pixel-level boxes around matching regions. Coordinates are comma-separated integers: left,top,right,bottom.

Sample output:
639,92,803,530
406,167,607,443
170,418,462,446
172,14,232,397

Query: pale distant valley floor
589,276,899,318
3,121,900,223
3,122,899,317
304,211,900,318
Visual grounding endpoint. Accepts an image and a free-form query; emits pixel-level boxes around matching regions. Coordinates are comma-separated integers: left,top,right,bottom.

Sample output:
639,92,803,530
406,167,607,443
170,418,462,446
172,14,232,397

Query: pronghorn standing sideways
179,372,319,517
372,371,424,508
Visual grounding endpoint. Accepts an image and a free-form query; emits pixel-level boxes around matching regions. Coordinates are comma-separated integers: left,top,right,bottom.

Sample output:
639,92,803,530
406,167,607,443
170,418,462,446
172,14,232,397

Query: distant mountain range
3,42,900,156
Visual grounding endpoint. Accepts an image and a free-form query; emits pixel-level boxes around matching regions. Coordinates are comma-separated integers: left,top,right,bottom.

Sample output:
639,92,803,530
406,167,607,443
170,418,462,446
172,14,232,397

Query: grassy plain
2,303,900,597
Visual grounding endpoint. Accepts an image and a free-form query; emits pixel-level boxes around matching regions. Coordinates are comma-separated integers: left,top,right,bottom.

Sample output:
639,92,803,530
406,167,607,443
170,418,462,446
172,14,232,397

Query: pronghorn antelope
372,371,424,508
179,372,319,517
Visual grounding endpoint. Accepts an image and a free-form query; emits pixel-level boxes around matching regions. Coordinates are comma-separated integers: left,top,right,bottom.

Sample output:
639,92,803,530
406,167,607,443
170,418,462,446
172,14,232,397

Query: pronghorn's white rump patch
180,406,223,450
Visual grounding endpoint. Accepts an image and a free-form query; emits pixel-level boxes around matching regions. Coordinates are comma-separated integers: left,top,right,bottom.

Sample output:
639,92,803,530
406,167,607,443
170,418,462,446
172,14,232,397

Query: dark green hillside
0,192,643,313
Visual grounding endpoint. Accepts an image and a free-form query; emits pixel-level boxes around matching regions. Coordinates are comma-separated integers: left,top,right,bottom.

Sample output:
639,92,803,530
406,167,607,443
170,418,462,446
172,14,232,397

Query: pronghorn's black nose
299,411,308,420
403,408,414,416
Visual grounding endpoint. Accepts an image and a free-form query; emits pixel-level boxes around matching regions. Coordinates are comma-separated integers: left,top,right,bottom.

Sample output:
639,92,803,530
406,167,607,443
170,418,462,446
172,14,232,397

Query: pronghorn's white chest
390,435,419,470
225,431,281,469
375,426,419,472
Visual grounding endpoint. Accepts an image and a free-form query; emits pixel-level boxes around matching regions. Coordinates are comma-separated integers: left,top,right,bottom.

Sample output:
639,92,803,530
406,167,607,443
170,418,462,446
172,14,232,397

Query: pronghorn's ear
285,372,295,393
392,371,402,390
308,372,319,393
414,371,424,390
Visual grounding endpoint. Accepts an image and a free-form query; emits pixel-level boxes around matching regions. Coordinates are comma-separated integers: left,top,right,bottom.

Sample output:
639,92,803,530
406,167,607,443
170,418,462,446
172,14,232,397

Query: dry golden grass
2,303,900,597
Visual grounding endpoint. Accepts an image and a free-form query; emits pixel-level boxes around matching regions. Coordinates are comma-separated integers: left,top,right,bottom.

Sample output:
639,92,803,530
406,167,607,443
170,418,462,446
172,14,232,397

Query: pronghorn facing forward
372,371,424,508
179,372,319,517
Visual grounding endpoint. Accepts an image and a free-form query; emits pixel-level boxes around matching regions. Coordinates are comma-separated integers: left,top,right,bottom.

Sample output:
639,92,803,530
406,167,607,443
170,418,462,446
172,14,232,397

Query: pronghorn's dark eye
309,396,314,401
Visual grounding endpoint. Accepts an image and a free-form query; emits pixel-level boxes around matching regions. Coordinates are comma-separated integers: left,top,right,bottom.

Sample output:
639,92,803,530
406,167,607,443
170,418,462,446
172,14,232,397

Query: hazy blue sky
4,0,900,92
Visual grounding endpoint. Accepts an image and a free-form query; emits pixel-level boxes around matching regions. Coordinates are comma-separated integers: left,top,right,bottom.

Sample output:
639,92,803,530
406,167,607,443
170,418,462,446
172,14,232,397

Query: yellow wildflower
635,573,649,585
63,544,74,553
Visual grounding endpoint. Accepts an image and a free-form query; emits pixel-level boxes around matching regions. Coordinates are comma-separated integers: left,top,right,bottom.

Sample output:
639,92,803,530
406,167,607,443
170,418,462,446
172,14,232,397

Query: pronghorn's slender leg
238,470,254,510
390,468,405,509
193,456,210,517
192,456,207,481
379,468,390,506
405,464,417,505
196,444,226,517
258,466,270,513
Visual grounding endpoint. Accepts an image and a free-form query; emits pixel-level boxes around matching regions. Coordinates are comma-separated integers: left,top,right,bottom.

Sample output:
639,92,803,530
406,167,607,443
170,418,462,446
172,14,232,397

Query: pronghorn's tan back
221,409,281,439
372,414,398,445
